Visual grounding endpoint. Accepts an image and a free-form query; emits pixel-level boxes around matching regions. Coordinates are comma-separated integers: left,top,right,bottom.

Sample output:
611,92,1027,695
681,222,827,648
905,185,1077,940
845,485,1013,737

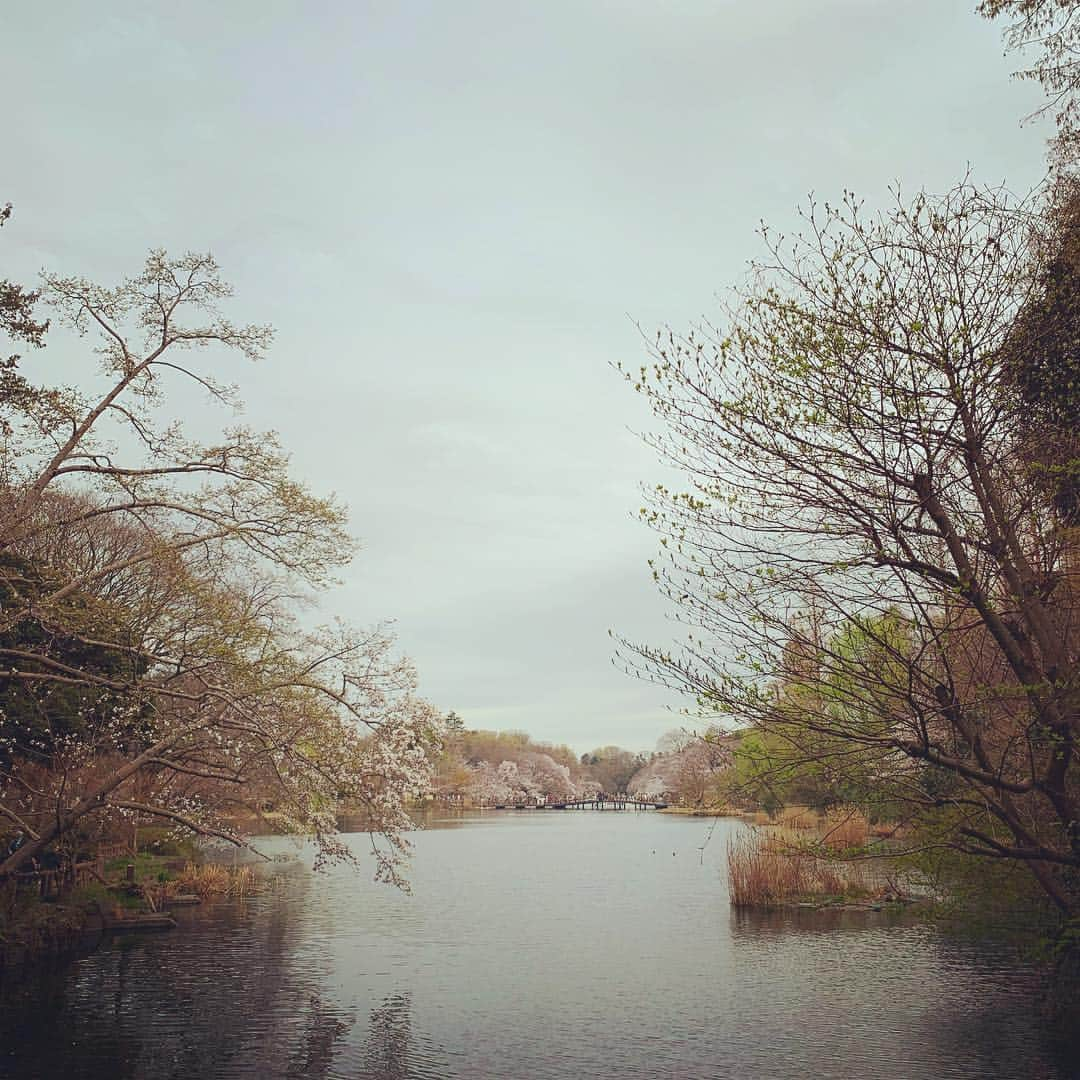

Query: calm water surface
1,813,1075,1079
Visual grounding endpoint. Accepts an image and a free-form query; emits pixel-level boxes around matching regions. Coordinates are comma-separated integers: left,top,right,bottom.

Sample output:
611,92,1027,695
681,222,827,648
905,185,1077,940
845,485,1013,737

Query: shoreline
0,901,102,973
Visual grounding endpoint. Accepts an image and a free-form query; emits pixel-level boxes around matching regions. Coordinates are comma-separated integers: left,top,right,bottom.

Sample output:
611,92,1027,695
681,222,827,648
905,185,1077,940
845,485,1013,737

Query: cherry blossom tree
464,762,512,806
0,251,442,885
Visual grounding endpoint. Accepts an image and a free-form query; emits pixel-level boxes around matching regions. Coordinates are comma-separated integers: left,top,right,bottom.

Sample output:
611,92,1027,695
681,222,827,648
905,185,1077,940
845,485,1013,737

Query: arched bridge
491,795,668,811
559,795,667,810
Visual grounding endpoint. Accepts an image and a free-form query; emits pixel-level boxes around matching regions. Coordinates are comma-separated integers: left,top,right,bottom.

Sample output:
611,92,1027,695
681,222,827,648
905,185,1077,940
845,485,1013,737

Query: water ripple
0,814,1074,1080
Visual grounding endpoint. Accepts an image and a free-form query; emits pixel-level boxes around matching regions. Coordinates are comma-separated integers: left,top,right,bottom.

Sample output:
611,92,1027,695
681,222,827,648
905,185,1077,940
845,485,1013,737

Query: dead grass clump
776,804,818,830
175,863,256,898
821,807,870,849
727,833,811,905
726,831,871,907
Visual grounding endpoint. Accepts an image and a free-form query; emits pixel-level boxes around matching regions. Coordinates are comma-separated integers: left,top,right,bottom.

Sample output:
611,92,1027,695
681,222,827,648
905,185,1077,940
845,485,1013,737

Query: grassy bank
0,885,105,964
660,805,745,817
1,850,257,968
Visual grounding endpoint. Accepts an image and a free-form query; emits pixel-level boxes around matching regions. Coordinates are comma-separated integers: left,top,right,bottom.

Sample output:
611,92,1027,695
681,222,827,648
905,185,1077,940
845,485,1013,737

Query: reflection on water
1,813,1075,1080
359,994,410,1080
284,994,353,1080
730,903,917,937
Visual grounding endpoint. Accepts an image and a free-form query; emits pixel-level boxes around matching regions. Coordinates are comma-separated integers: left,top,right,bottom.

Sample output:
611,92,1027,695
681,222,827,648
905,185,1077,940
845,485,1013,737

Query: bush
136,827,198,859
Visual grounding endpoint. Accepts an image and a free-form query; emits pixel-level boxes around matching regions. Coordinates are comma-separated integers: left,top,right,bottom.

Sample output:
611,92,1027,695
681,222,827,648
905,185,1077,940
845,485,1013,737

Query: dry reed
776,804,818,830
174,863,257,898
726,831,871,907
820,807,870,849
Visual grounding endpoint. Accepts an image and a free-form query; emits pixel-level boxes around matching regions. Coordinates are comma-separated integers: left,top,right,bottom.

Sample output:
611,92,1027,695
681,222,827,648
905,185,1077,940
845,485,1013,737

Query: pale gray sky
3,2,1050,753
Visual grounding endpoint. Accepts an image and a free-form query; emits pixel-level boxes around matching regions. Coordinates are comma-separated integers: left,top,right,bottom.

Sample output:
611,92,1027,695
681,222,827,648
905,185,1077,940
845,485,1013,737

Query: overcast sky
3,2,1051,754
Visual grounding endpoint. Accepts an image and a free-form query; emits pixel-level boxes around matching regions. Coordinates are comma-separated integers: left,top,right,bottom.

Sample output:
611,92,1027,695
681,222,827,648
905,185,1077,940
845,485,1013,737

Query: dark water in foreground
0,812,1075,1080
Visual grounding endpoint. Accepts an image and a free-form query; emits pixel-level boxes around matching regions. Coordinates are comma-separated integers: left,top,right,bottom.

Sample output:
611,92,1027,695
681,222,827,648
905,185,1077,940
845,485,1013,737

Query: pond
0,812,1075,1079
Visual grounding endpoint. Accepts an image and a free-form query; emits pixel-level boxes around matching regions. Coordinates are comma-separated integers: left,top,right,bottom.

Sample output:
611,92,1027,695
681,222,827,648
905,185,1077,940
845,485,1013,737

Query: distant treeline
431,719,737,806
